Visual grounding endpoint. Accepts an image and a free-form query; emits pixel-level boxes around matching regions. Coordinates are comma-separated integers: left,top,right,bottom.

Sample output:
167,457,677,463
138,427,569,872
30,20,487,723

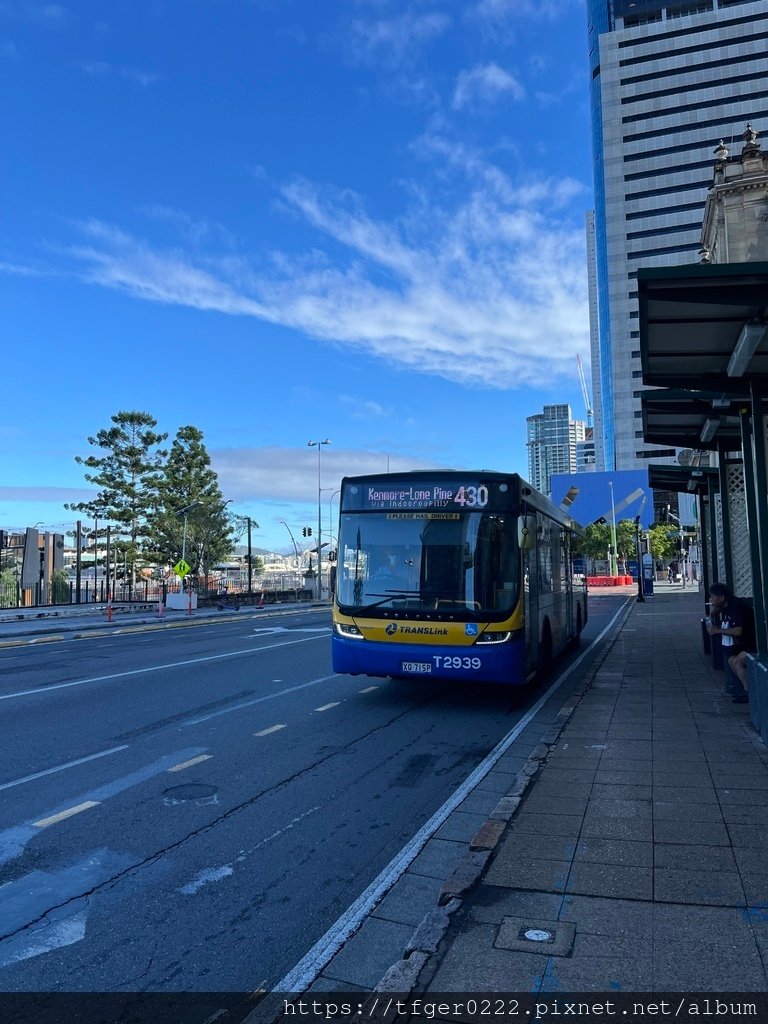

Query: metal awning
639,262,768,392
641,388,743,452
647,463,719,496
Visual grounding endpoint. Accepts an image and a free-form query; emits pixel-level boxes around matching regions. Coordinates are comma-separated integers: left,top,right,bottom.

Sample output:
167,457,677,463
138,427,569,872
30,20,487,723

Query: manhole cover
163,784,219,806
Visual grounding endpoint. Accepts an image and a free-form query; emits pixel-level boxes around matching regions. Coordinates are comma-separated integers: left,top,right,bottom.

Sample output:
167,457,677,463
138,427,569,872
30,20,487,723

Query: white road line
0,635,325,703
314,702,340,712
183,675,342,727
254,724,287,737
0,745,129,793
275,598,633,993
33,801,101,829
359,686,378,693
167,754,213,772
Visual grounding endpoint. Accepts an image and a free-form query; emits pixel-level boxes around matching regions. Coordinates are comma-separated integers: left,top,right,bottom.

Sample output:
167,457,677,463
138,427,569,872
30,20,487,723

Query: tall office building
526,404,587,496
586,0,768,471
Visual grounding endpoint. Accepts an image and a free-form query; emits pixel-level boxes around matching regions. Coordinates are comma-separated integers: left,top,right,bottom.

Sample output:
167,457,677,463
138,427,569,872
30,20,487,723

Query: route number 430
453,485,489,508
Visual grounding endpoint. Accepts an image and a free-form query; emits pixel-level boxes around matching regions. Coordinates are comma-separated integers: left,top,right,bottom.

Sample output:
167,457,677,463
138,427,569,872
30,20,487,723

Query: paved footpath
361,589,768,996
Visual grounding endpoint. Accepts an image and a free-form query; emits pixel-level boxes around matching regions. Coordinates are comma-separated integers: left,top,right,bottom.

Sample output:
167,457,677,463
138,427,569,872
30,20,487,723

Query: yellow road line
314,702,340,712
33,801,100,828
167,754,213,772
254,724,287,737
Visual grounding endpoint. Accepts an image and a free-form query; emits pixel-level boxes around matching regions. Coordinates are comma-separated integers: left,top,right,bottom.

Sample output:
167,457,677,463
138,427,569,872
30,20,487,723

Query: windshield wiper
357,590,420,611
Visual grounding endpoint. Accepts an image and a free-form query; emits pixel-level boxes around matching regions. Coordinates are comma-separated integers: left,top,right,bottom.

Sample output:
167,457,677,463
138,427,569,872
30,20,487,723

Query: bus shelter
638,261,768,740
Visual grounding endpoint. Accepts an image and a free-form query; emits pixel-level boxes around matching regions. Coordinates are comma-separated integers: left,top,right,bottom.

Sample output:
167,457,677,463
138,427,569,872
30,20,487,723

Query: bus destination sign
363,481,491,511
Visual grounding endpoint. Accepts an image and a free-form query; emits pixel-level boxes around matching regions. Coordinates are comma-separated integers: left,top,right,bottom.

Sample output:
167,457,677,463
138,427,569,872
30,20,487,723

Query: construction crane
576,353,594,428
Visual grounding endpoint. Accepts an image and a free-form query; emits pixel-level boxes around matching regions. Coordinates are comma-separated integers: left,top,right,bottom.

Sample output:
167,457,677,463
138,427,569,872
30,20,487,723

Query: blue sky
1,0,593,554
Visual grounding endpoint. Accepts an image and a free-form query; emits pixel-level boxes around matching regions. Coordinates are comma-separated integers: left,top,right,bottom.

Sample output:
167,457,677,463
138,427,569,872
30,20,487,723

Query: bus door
523,540,538,675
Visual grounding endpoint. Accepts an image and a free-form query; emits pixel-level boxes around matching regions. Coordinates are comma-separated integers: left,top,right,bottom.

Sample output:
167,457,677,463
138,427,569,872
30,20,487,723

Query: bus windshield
335,511,518,617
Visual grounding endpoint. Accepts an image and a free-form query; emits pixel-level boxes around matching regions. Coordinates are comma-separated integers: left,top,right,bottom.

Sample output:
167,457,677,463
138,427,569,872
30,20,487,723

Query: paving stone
484,856,571,892
426,923,548,992
475,771,519,795
587,797,652,819
717,789,768,806
652,820,730,846
721,805,768,825
593,768,653,786
559,894,653,936
740,873,768,908
566,861,653,899
373,872,444,928
654,867,745,906
458,790,506,817
590,783,652,800
488,832,577,864
574,837,653,867
508,813,583,838
572,930,652,958
653,843,737,872
652,939,767,991
652,902,756,943
321,917,415,989
409,838,467,879
581,814,653,842
539,955,653,992
519,794,590,817
466,887,564,926
653,800,724,823
435,810,490,843
727,823,768,848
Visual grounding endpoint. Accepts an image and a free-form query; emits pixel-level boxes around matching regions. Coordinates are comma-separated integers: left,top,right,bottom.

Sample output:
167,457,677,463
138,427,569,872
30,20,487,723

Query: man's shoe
732,694,749,704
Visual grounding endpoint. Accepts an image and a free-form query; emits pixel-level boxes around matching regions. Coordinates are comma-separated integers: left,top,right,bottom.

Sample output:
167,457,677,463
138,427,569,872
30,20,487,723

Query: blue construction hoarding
550,469,653,530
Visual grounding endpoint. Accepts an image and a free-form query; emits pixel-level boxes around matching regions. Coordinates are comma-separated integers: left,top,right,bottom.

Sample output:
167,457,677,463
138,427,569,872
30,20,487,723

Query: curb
0,604,329,647
369,600,635,996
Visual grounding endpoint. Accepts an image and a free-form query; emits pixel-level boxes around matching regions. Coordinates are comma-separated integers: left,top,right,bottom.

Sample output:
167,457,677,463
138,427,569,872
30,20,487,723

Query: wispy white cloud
337,395,392,419
211,447,436,504
141,205,237,249
472,0,579,23
452,62,525,110
347,10,451,68
80,59,158,86
27,139,589,393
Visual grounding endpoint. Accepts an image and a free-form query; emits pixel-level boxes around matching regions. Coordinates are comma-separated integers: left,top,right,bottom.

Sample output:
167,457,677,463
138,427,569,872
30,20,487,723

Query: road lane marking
0,635,326,703
314,702,340,712
254,724,287,737
359,686,378,693
0,745,129,793
275,598,634,994
182,674,342,726
33,801,100,828
167,754,213,772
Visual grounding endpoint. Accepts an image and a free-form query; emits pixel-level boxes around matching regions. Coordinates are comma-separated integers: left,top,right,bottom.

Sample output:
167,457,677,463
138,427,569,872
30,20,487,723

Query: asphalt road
0,596,626,993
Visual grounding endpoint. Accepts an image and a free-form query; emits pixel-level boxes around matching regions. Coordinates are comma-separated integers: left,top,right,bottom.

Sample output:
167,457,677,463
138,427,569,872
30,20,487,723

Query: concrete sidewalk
374,590,768,994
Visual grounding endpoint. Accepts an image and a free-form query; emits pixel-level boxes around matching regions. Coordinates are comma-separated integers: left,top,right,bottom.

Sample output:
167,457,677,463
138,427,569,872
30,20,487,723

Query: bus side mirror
518,516,535,551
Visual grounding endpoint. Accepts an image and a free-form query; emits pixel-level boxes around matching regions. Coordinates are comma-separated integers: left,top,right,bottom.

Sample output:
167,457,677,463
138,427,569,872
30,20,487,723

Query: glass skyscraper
586,0,768,470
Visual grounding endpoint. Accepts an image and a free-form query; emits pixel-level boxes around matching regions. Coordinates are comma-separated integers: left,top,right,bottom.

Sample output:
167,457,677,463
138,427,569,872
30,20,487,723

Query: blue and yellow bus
331,471,587,686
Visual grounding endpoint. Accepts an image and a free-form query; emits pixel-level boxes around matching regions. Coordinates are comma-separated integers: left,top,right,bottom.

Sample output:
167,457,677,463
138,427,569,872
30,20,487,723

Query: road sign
173,559,191,578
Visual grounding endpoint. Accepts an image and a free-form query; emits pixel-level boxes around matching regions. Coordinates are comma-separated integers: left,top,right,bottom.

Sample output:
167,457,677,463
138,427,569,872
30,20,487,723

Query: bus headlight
334,622,365,639
475,630,513,645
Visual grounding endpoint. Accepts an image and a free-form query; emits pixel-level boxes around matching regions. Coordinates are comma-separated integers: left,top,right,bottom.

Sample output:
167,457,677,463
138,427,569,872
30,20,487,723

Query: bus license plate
402,661,432,674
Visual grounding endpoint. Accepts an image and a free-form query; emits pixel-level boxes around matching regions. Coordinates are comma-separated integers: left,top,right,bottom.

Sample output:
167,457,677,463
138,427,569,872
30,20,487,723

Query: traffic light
302,526,313,537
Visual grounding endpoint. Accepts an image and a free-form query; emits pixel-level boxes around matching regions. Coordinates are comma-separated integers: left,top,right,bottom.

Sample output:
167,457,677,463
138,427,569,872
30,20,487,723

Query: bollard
106,600,112,622
157,596,164,619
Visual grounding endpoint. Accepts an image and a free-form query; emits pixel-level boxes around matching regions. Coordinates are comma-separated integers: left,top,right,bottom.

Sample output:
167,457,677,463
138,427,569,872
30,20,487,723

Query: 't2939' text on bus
331,472,587,685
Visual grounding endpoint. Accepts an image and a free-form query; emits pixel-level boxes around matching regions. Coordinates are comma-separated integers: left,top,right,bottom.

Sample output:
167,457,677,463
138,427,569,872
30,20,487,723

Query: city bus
331,471,587,686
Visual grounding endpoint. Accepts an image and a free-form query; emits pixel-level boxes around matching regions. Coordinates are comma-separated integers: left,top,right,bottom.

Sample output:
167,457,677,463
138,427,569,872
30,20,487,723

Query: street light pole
308,440,331,600
608,480,618,578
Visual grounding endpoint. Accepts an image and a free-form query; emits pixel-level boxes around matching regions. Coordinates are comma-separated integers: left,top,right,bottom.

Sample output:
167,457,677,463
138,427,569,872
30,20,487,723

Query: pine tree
149,425,233,577
66,412,168,579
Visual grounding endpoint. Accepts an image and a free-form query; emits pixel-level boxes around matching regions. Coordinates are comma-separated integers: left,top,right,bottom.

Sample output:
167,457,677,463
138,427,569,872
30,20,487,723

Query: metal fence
0,570,330,610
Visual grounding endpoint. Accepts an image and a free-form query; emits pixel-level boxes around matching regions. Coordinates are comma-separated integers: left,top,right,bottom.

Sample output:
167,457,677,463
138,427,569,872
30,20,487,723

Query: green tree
66,411,168,578
616,519,640,565
648,523,678,563
577,522,611,573
50,569,70,605
149,425,233,576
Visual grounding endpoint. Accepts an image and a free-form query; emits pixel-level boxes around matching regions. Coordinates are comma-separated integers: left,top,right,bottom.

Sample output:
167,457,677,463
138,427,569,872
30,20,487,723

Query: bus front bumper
331,634,526,686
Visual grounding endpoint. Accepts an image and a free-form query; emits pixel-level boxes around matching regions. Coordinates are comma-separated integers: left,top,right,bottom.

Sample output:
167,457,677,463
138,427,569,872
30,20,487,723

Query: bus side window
538,517,553,592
